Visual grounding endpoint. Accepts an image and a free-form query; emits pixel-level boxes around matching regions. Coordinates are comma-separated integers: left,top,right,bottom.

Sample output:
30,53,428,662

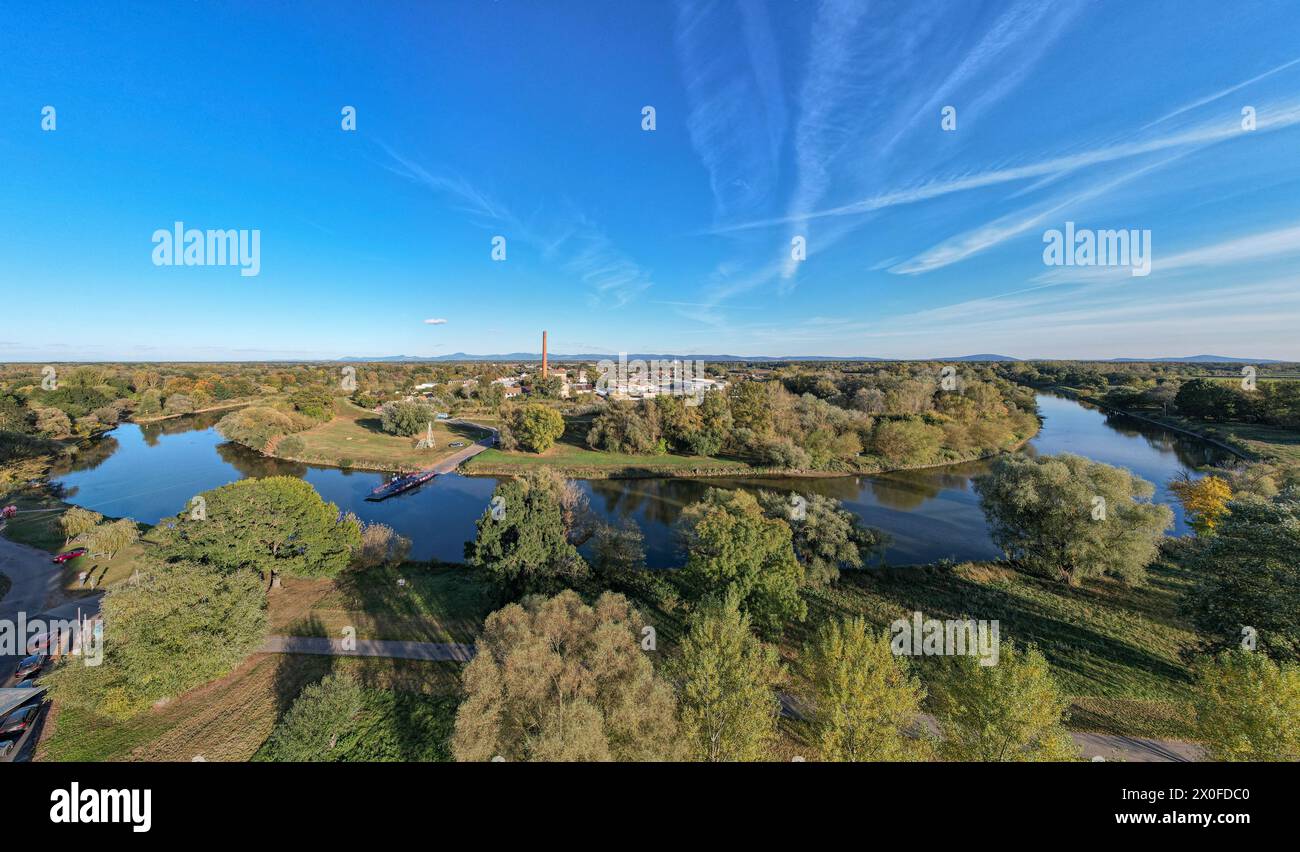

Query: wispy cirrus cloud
1141,56,1300,129
675,0,786,225
889,153,1187,275
380,144,652,308
423,318,448,325
715,99,1300,235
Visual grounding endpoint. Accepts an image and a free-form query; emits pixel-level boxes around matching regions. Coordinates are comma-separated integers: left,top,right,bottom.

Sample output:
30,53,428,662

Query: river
47,393,1232,567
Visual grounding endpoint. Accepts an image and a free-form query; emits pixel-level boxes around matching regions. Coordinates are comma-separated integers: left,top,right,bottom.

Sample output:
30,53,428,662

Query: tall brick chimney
542,330,548,378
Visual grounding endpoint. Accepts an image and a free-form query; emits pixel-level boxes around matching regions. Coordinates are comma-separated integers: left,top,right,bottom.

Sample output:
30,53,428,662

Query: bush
379,400,437,437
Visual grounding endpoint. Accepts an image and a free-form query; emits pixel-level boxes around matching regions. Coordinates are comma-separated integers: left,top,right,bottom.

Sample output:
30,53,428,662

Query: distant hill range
339,352,1023,363
1108,354,1283,363
339,352,1284,364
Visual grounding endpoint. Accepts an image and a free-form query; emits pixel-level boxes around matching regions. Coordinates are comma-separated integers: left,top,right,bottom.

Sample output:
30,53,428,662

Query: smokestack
542,330,548,378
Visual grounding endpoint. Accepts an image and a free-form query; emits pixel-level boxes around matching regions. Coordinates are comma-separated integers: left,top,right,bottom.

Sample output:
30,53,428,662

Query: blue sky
3,0,1300,361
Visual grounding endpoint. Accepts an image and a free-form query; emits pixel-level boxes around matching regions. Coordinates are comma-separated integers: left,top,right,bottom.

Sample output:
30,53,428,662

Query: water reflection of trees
214,442,308,479
48,436,120,476
139,409,230,446
1102,412,1231,468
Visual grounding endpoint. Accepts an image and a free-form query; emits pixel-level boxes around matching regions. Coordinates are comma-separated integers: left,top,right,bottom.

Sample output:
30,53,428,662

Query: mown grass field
280,400,490,471
38,654,462,762
268,563,493,644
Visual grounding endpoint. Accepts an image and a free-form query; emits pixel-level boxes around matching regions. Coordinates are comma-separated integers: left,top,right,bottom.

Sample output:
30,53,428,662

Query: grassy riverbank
268,401,491,472
1049,384,1300,463
464,417,1040,479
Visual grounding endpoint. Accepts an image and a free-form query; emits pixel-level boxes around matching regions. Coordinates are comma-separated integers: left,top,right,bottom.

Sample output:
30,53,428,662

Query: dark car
0,705,40,737
13,653,45,681
52,547,88,564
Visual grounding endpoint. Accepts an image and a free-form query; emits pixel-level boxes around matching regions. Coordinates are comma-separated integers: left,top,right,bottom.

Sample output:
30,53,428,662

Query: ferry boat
365,468,437,501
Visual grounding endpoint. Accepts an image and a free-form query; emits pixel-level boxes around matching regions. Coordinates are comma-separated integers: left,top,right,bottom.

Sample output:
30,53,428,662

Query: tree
688,390,733,456
257,672,365,761
44,558,267,719
34,406,72,438
464,472,588,598
477,381,505,413
352,520,412,569
727,381,771,435
589,520,646,582
871,418,941,466
757,491,884,585
160,477,361,582
928,642,1079,761
216,406,299,452
379,399,437,437
1169,474,1232,535
509,403,564,453
60,507,103,545
586,400,661,454
1182,494,1300,660
803,617,928,761
675,595,781,761
974,453,1173,584
163,393,195,416
678,489,806,637
1192,649,1300,761
452,591,681,761
1175,378,1241,421
85,517,139,559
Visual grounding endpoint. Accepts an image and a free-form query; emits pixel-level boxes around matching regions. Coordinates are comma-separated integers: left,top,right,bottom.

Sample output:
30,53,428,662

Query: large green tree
509,403,565,453
464,472,588,597
452,591,681,761
160,476,360,582
45,558,267,719
974,453,1172,584
678,489,806,636
803,616,928,761
1182,494,1300,660
1192,649,1300,761
675,595,781,762
757,491,884,586
928,641,1079,761
257,672,365,762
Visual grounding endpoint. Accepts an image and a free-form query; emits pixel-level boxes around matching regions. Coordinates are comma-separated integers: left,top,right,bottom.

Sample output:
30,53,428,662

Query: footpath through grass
39,654,461,762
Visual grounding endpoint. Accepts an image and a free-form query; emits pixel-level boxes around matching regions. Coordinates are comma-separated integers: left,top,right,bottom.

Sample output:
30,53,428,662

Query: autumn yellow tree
1170,474,1232,535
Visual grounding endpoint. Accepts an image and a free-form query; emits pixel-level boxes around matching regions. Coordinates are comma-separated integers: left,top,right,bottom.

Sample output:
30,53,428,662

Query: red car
52,547,88,564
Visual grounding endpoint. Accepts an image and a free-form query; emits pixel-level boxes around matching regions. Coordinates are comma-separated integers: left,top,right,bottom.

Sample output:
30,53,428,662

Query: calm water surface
49,394,1231,567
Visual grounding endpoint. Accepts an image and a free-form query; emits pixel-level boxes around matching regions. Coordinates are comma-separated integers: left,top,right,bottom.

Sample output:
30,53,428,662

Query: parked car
0,705,41,737
449,441,466,448
52,547,88,564
13,654,45,681
0,505,17,519
0,739,15,759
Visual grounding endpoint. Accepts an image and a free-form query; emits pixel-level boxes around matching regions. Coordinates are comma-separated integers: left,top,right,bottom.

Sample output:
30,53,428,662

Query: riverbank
463,427,1040,480
1045,386,1270,462
130,399,254,425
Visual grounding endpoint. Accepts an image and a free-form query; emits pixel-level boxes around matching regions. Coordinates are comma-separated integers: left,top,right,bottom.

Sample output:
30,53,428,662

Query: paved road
0,536,66,687
431,420,497,473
